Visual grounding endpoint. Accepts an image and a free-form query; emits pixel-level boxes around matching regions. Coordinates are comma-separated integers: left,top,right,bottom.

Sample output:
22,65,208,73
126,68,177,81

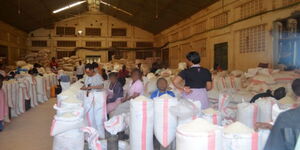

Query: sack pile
24,49,51,67
57,56,83,71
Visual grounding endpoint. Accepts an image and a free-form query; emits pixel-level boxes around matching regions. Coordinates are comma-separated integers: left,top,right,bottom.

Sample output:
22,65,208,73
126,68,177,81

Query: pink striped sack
202,108,222,125
129,96,154,150
104,113,127,135
153,94,178,148
255,97,276,123
223,122,259,150
176,118,222,150
50,112,84,150
236,103,258,129
81,127,103,150
84,91,107,139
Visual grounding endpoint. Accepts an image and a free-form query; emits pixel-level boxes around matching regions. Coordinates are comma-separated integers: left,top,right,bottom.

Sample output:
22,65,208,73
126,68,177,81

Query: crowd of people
1,51,300,149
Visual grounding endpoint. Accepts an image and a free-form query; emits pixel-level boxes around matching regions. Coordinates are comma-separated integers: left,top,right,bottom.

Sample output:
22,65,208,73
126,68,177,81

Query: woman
106,72,124,113
173,51,212,109
110,69,144,117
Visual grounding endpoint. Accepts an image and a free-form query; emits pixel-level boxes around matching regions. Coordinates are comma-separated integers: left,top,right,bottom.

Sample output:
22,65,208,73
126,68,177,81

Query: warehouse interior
1,0,300,150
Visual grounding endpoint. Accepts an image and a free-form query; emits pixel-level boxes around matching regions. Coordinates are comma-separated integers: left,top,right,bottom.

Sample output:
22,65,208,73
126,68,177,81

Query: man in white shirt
81,63,104,93
75,61,85,80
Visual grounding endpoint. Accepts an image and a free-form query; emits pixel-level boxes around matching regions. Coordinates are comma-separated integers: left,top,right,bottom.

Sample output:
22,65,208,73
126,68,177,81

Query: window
112,41,127,47
85,28,101,36
194,20,207,33
136,42,153,47
86,41,101,47
192,39,207,57
240,24,266,53
32,40,47,47
57,41,76,47
111,28,127,36
213,12,228,28
136,51,153,59
56,51,76,59
241,0,263,19
56,26,75,35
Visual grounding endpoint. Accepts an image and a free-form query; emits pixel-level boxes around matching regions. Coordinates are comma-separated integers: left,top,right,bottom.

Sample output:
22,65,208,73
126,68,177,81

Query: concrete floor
0,99,56,150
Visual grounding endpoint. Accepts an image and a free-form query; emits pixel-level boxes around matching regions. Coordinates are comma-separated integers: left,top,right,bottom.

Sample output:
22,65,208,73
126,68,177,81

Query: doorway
214,42,228,70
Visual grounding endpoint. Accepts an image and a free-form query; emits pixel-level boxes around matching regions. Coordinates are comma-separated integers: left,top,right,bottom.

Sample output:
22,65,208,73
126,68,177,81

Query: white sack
153,94,178,147
255,97,276,122
176,118,222,150
236,103,258,129
130,96,154,150
104,113,127,135
202,108,222,125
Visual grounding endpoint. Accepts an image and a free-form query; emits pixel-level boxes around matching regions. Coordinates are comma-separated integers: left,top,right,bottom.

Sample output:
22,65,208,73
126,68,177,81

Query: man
150,78,175,99
50,57,58,73
81,63,104,92
264,79,300,150
75,61,85,80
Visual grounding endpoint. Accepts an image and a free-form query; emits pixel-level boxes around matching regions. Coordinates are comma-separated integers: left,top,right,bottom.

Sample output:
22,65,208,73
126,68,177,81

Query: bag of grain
53,104,84,118
176,118,222,150
202,108,222,125
153,94,178,147
170,98,201,125
255,97,276,122
236,103,258,129
60,97,83,109
51,112,84,150
104,113,127,135
258,129,270,150
130,95,154,150
223,122,258,150
84,91,107,139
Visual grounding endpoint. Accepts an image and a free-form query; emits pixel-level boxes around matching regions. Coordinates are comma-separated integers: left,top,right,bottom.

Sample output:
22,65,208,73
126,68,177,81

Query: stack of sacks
223,122,259,150
154,94,178,148
15,61,27,68
57,56,83,71
130,96,154,150
218,89,254,124
202,108,221,125
176,118,222,150
24,53,38,64
141,64,151,75
246,74,275,93
36,75,48,103
51,112,85,150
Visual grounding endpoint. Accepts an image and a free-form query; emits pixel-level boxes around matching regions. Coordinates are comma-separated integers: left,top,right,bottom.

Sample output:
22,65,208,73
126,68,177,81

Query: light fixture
53,1,86,14
77,30,83,35
100,1,133,16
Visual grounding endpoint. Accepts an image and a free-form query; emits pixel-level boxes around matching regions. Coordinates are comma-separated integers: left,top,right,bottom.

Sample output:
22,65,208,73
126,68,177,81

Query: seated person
262,79,300,150
150,78,175,99
110,69,144,117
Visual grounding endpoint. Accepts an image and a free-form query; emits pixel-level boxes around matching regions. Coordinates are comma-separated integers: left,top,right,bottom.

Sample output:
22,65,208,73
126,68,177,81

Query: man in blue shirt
150,78,175,99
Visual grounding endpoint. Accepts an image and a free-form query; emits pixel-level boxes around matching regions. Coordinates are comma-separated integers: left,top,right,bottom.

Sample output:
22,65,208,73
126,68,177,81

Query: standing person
110,69,144,117
106,72,124,113
263,79,300,150
92,62,99,73
75,61,85,80
150,78,175,99
118,65,129,78
101,68,108,81
0,74,7,131
50,57,58,73
81,64,104,93
173,51,212,109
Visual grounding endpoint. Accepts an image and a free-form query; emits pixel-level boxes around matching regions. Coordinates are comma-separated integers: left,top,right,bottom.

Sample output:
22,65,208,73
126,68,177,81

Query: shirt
84,73,104,92
179,65,212,88
128,79,144,97
150,89,175,99
118,70,129,78
264,107,300,150
107,81,124,103
76,64,85,75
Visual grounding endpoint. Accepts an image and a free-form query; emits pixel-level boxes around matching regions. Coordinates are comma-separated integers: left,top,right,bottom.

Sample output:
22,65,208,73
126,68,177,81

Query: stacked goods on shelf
57,56,83,71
